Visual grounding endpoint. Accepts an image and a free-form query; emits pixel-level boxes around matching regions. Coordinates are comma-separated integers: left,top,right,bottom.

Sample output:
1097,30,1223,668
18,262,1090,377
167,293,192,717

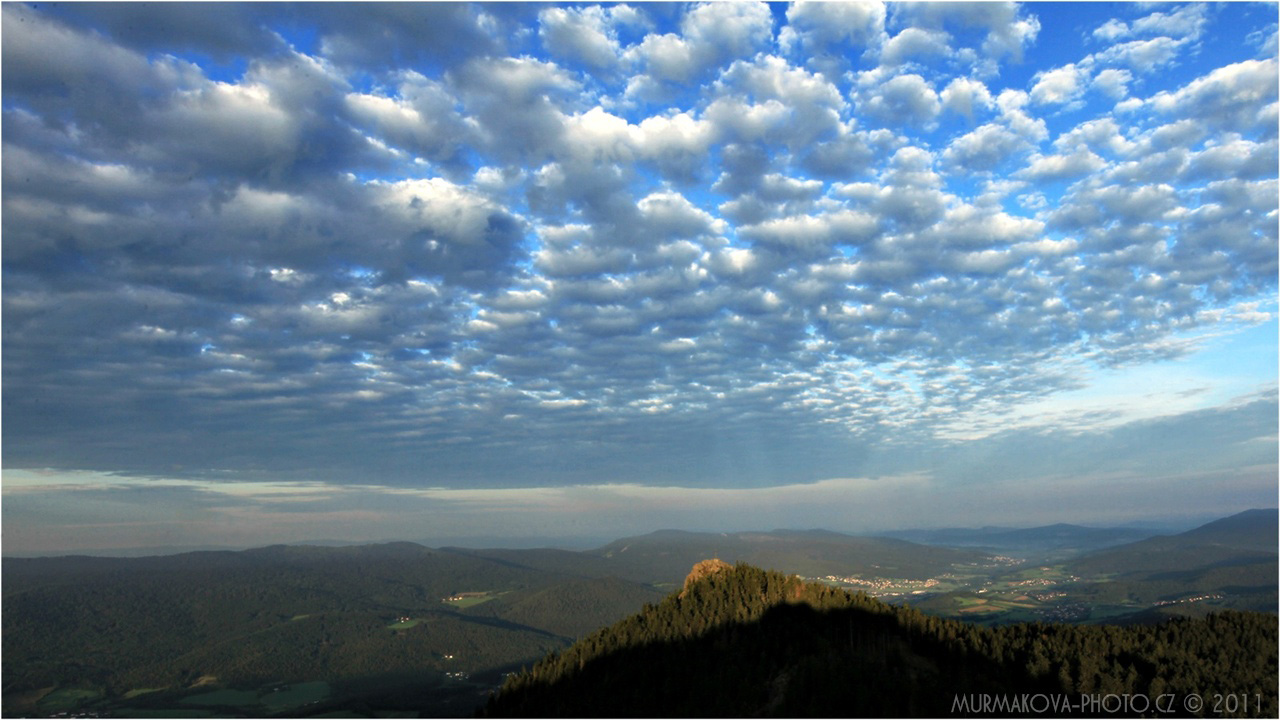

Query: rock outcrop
679,558,731,597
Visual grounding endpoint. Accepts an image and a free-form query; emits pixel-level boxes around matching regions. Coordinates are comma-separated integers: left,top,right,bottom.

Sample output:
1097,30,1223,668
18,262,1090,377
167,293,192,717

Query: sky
2,1,1277,555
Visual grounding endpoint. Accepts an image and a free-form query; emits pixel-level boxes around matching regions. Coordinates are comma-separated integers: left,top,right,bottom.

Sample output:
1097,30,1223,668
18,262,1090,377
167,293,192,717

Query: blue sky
2,2,1277,554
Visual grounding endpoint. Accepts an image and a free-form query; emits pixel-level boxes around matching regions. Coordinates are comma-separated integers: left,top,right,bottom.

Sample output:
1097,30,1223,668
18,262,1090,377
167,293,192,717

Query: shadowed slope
486,563,1278,717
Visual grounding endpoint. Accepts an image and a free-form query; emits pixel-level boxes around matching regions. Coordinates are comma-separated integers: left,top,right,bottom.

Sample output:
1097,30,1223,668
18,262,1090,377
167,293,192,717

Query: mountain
1066,508,1277,575
485,562,1279,717
7,513,1275,716
587,528,991,583
1169,508,1278,552
1,542,661,717
877,523,1161,555
1063,509,1278,612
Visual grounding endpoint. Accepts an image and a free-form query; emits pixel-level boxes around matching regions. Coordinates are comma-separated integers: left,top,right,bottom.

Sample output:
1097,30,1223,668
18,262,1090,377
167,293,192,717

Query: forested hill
1059,508,1278,615
486,562,1279,718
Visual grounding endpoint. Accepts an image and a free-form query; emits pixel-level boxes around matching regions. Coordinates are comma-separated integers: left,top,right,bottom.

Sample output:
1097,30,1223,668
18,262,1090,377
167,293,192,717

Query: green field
123,687,166,699
129,709,218,718
262,681,331,712
37,687,101,712
179,688,260,707
442,591,503,608
387,617,423,629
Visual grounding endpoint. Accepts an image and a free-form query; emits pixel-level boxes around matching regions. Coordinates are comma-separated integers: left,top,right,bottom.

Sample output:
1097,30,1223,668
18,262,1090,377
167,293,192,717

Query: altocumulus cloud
2,2,1276,549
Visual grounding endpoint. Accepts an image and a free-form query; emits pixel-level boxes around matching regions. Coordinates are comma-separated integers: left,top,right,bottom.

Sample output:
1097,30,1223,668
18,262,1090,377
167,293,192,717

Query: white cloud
713,55,846,149
943,123,1032,172
1030,63,1089,106
625,1,774,94
881,27,953,66
739,209,878,256
626,31,696,83
1092,19,1130,43
1019,149,1108,181
1131,4,1208,40
940,77,994,120
1092,36,1189,73
779,1,886,57
538,6,626,70
858,73,941,127
1149,59,1280,134
895,2,1039,63
1092,67,1133,100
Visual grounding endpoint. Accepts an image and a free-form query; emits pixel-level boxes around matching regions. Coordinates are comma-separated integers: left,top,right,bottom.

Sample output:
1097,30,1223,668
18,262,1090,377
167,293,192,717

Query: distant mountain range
3,509,1275,717
875,522,1164,553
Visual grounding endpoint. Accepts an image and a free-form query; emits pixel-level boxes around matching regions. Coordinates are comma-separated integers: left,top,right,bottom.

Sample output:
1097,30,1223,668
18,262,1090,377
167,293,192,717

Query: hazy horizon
4,506,1266,559
3,2,1277,556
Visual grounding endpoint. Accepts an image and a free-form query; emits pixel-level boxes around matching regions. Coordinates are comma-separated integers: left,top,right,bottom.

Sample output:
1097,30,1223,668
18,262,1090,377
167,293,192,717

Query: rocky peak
680,558,732,597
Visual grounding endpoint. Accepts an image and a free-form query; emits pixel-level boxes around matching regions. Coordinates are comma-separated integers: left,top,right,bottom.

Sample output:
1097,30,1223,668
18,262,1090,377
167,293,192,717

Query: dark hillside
487,563,1279,717
1,543,661,717
465,576,666,640
438,546,630,579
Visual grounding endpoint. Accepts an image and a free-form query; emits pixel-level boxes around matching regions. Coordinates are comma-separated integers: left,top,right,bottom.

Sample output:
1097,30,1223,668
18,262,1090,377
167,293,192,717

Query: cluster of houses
1153,593,1224,606
819,574,941,595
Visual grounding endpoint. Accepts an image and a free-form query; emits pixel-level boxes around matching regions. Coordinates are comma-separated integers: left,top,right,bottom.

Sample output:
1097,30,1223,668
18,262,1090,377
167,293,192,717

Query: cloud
1131,4,1209,40
538,5,631,70
623,1,774,98
1018,149,1107,181
894,1,1040,64
1148,58,1279,134
1091,36,1190,73
1030,63,1089,106
1092,19,1130,43
313,4,509,70
1091,68,1133,100
943,123,1033,172
2,2,1276,545
780,0,886,58
857,72,941,127
940,77,995,121
881,27,953,67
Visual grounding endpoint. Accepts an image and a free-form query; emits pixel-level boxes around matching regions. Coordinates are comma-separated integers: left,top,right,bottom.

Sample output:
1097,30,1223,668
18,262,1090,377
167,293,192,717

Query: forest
487,562,1279,717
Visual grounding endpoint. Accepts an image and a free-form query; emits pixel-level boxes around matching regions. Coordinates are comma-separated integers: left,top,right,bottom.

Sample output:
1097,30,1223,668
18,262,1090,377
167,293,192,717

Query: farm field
442,590,506,608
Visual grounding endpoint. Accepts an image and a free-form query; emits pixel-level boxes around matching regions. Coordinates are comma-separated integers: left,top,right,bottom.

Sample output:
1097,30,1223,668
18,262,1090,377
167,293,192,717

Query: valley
3,509,1275,717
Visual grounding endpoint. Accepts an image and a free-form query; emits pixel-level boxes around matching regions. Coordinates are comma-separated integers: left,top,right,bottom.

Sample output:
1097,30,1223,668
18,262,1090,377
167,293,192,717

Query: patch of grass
261,681,330,712
124,687,167,699
1010,565,1068,581
129,709,218,718
290,613,313,621
387,618,422,629
36,687,101,712
9,685,55,711
441,591,501,608
179,689,260,707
